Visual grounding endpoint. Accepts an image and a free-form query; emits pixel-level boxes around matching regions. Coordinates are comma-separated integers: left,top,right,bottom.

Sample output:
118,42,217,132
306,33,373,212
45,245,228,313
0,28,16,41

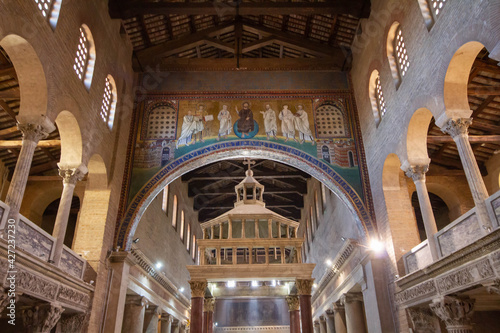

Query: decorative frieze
57,285,91,308
16,270,58,300
395,281,437,305
436,258,494,293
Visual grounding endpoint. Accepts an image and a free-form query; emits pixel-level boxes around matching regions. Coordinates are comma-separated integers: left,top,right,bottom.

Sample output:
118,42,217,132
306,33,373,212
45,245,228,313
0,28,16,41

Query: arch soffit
116,144,375,250
87,153,109,189
382,153,404,191
405,108,433,166
55,111,83,169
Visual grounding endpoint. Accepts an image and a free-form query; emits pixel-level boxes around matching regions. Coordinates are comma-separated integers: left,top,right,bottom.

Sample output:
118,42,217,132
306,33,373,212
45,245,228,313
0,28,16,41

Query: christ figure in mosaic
235,102,254,138
293,104,315,145
279,104,297,142
260,103,277,140
217,104,232,140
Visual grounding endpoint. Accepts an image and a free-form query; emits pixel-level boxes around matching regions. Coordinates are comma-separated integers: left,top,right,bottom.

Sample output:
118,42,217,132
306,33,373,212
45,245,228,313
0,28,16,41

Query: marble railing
403,189,500,275
0,200,87,280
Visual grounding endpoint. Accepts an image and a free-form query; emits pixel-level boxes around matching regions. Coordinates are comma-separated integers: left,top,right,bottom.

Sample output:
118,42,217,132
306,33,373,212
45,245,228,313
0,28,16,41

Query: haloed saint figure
235,102,254,138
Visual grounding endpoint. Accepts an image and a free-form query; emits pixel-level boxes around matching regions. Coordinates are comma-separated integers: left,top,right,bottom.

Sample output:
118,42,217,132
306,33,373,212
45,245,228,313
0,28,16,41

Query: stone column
60,313,88,333
430,296,475,333
314,320,321,333
103,251,135,333
333,302,347,333
160,314,173,333
4,123,52,220
296,278,314,333
441,118,492,233
325,310,335,333
189,280,207,333
319,316,327,333
203,297,215,333
144,305,160,333
122,295,147,333
172,319,180,333
404,165,439,261
407,307,441,333
180,322,187,333
51,166,86,265
21,302,64,333
341,293,367,333
286,295,300,333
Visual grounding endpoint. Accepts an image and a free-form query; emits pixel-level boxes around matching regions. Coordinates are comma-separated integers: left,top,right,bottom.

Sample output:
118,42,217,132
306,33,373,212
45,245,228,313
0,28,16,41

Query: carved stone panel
57,285,91,309
436,258,494,294
16,269,58,300
395,281,437,306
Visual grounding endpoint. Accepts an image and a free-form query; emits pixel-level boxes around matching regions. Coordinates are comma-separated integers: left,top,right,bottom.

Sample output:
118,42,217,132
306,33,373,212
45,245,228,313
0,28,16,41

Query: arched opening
55,111,83,168
406,108,433,167
411,191,450,241
41,196,80,248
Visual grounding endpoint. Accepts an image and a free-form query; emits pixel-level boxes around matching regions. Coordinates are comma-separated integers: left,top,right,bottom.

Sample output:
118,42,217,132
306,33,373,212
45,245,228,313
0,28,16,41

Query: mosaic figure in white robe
293,105,315,145
176,110,203,148
279,104,297,142
217,104,232,140
260,104,277,140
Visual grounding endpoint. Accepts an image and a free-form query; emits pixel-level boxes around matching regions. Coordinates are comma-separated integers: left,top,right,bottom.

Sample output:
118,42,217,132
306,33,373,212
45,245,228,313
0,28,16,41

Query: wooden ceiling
427,49,500,175
182,159,310,222
109,0,370,71
0,47,61,179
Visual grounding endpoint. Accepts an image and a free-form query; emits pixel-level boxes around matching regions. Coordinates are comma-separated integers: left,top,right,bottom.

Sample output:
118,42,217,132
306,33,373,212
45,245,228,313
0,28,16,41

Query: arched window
101,75,117,129
369,70,387,125
418,0,448,30
73,25,95,90
315,191,321,220
172,195,178,228
386,22,410,87
34,0,62,29
180,210,185,241
162,186,169,213
192,235,196,260
186,223,191,250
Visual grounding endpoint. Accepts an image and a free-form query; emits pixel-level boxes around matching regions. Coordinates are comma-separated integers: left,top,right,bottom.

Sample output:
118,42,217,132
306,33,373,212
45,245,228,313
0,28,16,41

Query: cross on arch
243,158,255,171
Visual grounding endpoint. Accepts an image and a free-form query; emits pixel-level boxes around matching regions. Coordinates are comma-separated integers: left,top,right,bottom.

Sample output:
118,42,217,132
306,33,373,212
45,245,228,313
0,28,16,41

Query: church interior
0,0,499,332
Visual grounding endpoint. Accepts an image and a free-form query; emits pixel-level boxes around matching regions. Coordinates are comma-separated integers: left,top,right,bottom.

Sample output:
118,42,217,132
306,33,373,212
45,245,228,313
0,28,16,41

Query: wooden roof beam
0,100,18,121
0,89,20,99
0,140,61,149
109,1,371,19
427,135,500,144
468,86,500,96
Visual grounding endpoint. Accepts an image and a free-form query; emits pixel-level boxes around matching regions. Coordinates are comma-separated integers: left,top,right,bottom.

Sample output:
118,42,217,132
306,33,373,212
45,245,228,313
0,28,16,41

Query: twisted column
286,295,300,333
296,279,314,333
441,118,492,233
404,164,439,261
51,166,86,265
189,280,207,333
430,296,475,333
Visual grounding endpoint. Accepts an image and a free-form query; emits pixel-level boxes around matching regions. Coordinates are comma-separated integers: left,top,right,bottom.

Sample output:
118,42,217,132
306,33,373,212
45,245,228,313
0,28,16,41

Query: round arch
0,34,48,119
406,108,433,166
426,182,463,222
116,142,375,250
55,111,83,168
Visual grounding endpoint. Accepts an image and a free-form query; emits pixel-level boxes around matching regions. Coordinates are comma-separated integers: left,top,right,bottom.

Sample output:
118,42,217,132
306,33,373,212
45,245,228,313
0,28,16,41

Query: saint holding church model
235,102,254,138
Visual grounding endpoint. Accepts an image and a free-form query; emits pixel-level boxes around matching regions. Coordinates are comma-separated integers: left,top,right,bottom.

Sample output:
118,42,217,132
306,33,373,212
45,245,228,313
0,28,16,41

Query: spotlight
340,237,346,241
313,283,318,289
325,259,333,267
271,280,276,287
133,238,140,244
251,281,259,287
227,280,236,288
369,239,384,253
179,287,185,292
155,262,163,269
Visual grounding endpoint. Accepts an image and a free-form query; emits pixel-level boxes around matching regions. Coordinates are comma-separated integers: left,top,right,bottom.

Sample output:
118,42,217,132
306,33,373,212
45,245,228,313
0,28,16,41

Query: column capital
189,280,208,298
204,297,215,312
21,303,64,333
146,305,161,315
325,309,335,318
440,118,472,139
313,320,320,327
429,296,474,329
17,123,51,143
125,295,148,307
58,166,86,185
295,278,314,295
172,318,180,326
486,279,500,295
340,292,363,305
404,164,429,182
319,315,326,322
286,295,300,311
332,301,344,312
160,313,174,323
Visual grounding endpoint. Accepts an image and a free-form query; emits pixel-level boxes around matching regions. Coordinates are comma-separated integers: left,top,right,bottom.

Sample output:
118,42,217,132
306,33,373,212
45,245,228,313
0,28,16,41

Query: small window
180,210,185,241
306,219,312,243
101,75,117,129
418,0,448,29
34,0,61,29
162,186,169,214
186,224,191,250
172,195,178,228
321,184,327,212
73,25,95,90
369,70,387,125
310,206,316,231
315,191,321,220
192,235,196,260
394,27,410,78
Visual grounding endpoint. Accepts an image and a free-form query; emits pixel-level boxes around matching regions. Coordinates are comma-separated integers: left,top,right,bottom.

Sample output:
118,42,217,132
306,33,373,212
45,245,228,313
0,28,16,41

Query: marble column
341,293,367,333
144,305,160,333
286,295,300,333
325,310,335,333
189,280,208,333
180,322,187,333
333,302,347,333
430,296,475,333
203,297,215,333
103,251,135,333
313,320,320,333
172,319,180,333
60,313,88,333
21,302,64,333
319,316,327,333
404,165,439,261
441,118,492,233
122,295,147,333
407,307,441,333
296,279,314,333
4,123,52,220
160,314,173,333
51,166,86,265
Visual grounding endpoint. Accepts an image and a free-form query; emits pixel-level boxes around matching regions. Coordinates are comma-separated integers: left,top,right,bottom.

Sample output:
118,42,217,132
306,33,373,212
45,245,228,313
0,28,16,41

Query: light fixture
179,287,185,292
369,239,384,253
133,238,140,243
325,259,333,266
155,262,163,269
227,280,236,288
271,280,276,287
340,237,346,241
313,283,318,289
251,281,259,287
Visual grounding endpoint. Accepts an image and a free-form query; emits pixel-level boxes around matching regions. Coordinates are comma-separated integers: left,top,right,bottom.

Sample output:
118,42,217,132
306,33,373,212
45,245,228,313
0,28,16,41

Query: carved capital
286,295,300,311
146,305,161,315
340,292,363,305
313,320,320,327
160,313,174,323
21,303,64,333
172,318,180,327
60,313,88,333
204,297,215,312
125,295,148,307
486,279,500,295
407,307,437,333
189,280,207,298
295,278,314,295
440,118,472,139
404,164,429,182
319,315,326,322
18,123,51,143
430,296,474,329
59,167,85,185
325,309,335,318
332,301,344,312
